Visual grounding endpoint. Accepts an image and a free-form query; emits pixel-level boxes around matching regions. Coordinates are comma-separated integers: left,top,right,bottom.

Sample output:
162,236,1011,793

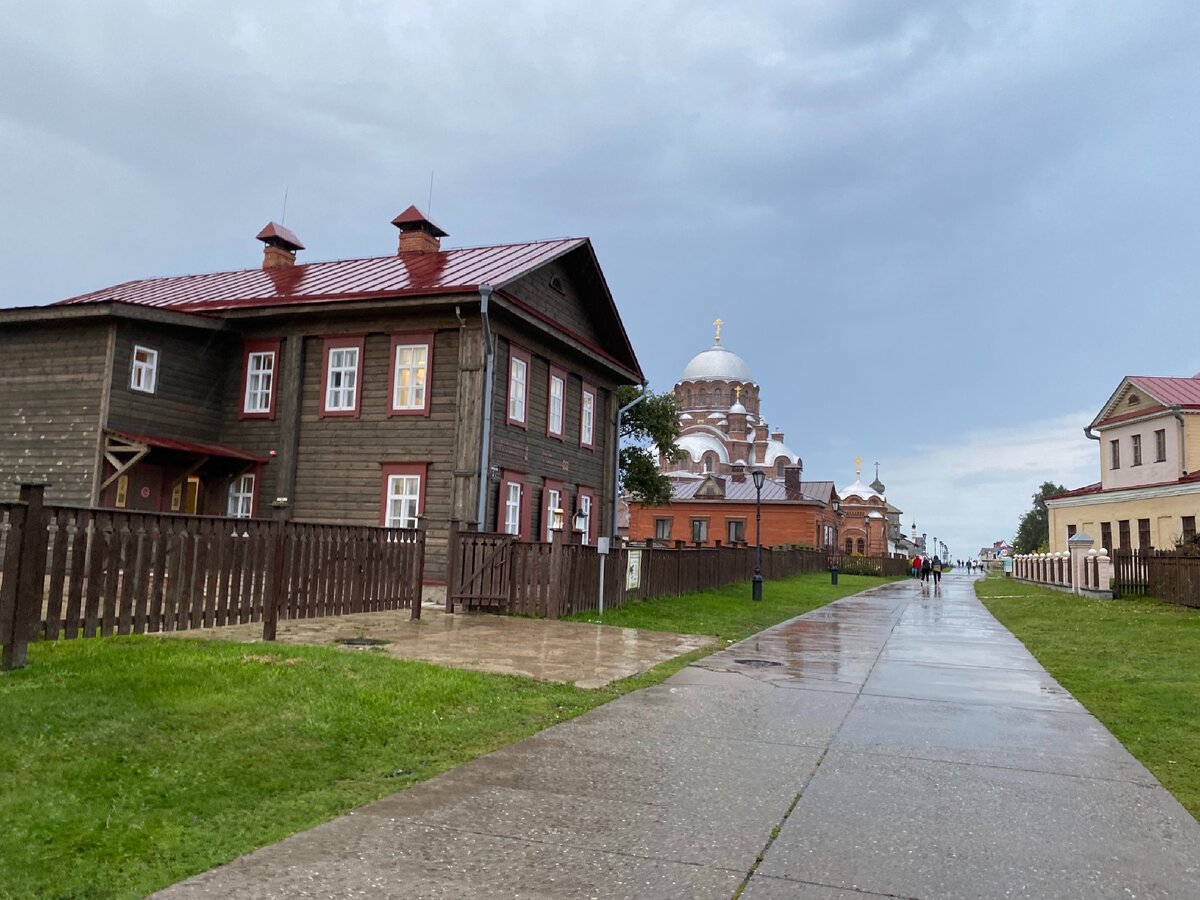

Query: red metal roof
1052,470,1200,501
1127,375,1200,408
110,430,267,462
56,238,584,313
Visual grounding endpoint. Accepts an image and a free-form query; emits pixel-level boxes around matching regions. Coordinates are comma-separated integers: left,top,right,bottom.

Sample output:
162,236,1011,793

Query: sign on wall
626,549,642,590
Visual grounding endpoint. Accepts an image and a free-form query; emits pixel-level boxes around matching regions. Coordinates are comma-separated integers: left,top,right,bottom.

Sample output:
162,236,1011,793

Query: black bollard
830,566,838,586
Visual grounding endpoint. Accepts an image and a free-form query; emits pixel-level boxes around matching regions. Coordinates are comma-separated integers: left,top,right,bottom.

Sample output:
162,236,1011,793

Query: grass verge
976,577,1200,818
566,572,902,642
0,637,700,900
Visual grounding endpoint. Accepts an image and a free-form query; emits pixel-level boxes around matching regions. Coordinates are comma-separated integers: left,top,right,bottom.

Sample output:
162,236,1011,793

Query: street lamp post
752,468,765,601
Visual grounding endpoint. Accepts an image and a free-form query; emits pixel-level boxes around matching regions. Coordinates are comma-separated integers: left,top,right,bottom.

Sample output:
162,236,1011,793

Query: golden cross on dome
854,456,862,477
734,385,742,402
713,318,723,345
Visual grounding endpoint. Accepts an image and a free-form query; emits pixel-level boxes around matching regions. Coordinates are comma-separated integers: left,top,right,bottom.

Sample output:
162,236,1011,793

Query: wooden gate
445,522,514,611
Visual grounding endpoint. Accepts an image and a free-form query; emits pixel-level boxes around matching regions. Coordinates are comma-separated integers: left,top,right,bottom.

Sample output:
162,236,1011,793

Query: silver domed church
660,319,801,478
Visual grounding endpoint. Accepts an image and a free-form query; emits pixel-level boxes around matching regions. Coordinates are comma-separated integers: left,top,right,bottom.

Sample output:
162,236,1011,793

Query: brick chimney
784,462,804,493
256,222,304,269
392,205,447,253
731,461,746,483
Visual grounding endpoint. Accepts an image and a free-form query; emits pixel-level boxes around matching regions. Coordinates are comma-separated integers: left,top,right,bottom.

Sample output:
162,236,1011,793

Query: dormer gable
694,474,726,500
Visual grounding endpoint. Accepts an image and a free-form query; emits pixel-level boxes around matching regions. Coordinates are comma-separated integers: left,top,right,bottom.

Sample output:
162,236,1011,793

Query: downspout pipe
612,382,649,539
475,284,495,531
1171,405,1187,476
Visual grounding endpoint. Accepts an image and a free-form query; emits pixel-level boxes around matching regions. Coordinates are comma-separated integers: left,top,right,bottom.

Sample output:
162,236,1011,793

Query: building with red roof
0,208,643,578
1046,372,1200,553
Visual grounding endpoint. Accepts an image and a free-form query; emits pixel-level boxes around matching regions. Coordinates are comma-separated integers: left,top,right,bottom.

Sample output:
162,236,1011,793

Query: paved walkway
167,603,713,689
157,572,1199,899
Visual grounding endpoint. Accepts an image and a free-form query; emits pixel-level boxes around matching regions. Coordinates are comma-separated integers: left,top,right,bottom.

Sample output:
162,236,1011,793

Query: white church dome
680,345,753,383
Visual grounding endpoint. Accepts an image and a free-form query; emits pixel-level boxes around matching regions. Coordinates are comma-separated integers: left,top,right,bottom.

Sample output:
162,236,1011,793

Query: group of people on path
909,553,943,586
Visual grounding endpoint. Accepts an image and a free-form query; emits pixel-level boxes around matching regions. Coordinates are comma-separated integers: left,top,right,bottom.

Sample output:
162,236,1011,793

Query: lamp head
751,469,765,490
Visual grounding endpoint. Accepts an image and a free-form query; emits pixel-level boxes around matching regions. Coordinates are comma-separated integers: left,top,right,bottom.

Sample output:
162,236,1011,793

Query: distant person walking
921,556,932,582
932,556,943,586
911,555,921,577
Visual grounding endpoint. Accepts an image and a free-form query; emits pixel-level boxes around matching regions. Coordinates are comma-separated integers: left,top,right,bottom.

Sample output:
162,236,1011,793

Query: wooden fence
1,485,425,669
446,522,906,618
1111,549,1200,607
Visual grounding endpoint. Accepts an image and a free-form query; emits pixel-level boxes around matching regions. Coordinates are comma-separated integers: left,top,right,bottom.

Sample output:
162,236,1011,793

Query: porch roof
108,429,268,463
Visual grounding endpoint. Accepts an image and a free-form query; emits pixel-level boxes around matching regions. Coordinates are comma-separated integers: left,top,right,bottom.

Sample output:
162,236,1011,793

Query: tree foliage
1012,480,1067,554
617,384,684,506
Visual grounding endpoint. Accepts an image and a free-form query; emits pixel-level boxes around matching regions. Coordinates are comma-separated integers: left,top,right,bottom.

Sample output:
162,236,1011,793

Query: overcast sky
3,1,1197,558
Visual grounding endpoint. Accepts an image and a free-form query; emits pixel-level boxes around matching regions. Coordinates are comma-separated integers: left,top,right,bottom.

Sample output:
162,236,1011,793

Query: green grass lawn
0,637,705,900
567,572,901,642
976,577,1200,818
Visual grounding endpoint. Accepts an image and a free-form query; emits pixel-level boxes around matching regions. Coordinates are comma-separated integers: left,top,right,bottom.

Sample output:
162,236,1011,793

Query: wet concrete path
157,573,1199,899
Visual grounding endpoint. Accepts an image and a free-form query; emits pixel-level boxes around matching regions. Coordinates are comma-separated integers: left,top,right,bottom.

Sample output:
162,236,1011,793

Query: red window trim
320,335,366,419
542,478,565,542
546,365,567,440
499,469,530,540
388,331,434,417
576,485,596,545
580,382,597,450
506,343,532,429
379,461,429,527
239,339,281,420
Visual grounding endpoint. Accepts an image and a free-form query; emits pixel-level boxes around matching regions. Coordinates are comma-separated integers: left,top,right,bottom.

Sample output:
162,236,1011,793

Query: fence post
411,518,427,621
445,520,461,614
2,484,46,670
261,501,289,642
547,527,565,619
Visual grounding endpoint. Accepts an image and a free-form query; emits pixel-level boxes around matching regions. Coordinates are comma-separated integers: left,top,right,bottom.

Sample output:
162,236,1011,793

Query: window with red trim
389,332,433,416
547,365,566,439
576,486,595,545
580,382,596,449
499,469,530,539
380,462,428,528
543,478,564,541
321,336,365,418
507,344,531,428
240,339,281,419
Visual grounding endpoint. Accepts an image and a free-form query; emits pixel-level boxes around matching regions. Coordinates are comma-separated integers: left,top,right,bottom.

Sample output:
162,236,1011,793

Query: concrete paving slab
879,635,1045,670
862,656,1087,711
157,820,745,900
832,693,1157,783
563,679,856,748
164,606,714,688
757,749,1199,900
741,875,902,898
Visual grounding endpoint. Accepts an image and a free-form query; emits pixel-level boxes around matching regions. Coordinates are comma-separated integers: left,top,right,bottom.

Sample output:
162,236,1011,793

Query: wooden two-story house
0,208,644,577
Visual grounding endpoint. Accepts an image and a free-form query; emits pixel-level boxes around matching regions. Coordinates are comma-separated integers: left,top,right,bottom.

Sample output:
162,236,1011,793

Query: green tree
617,385,684,506
1012,480,1067,553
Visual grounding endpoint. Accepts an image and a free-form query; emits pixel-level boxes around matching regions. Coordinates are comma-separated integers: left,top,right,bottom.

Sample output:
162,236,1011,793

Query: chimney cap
391,205,448,237
256,221,305,252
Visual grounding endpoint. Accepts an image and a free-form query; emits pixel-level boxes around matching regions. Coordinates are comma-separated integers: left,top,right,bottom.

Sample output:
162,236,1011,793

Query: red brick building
627,466,840,549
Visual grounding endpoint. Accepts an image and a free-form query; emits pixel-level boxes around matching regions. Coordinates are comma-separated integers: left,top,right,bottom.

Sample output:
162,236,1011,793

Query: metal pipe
611,383,649,538
475,284,494,530
1171,405,1187,475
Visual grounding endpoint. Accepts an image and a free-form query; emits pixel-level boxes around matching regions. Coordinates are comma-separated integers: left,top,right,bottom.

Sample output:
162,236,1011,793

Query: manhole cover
335,637,390,647
733,658,782,668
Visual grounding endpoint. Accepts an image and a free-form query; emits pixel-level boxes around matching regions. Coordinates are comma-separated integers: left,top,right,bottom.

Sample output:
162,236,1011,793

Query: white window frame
579,494,592,545
1155,428,1167,463
243,350,275,414
509,356,528,424
580,387,595,446
131,345,158,393
1131,433,1143,467
545,488,561,541
385,474,421,529
504,481,522,536
227,473,255,518
326,346,360,412
548,374,565,436
392,343,429,411
654,518,672,541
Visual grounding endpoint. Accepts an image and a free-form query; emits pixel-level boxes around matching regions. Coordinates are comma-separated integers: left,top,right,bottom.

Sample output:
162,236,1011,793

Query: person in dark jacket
921,556,932,582
932,556,943,586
